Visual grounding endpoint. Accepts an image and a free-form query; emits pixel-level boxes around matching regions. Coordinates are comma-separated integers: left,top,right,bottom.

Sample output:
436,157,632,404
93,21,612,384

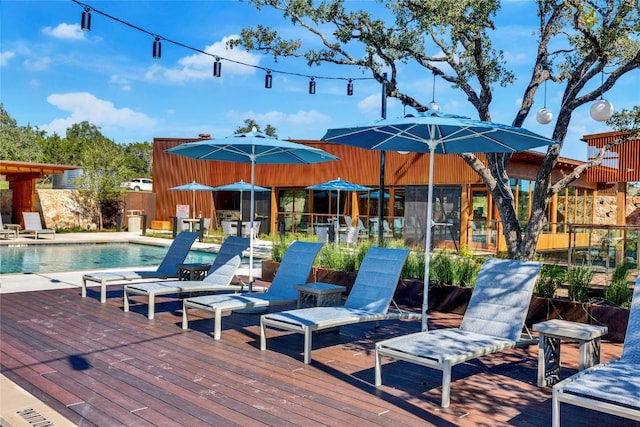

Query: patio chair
338,226,359,248
552,277,640,426
374,258,542,407
260,247,419,364
182,241,323,340
81,232,199,303
21,212,55,239
0,215,17,239
123,236,249,319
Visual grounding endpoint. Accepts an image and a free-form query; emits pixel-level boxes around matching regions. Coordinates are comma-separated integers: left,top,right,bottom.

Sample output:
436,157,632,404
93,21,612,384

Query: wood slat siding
585,131,640,183
1,286,634,426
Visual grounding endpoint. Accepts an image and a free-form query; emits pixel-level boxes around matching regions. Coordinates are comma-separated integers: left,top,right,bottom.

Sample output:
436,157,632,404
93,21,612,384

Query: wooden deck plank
1,286,638,426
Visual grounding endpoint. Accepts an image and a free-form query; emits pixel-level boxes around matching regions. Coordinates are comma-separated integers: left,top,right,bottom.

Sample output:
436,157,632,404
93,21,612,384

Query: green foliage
535,264,566,299
604,263,633,308
402,250,425,280
0,104,47,162
234,118,278,137
430,250,455,285
456,257,482,288
566,264,595,302
270,234,297,261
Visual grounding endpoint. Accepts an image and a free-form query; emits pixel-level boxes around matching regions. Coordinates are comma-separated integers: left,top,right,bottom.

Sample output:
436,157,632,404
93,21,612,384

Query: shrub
603,264,633,308
456,257,482,288
566,264,594,302
535,264,565,299
430,250,455,285
402,251,425,280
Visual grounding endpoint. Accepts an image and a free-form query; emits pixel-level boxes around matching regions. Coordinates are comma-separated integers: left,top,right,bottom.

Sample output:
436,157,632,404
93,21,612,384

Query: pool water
0,243,219,274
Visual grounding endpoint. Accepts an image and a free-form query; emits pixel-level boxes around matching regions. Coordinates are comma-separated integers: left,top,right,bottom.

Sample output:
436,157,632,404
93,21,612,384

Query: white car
121,178,152,191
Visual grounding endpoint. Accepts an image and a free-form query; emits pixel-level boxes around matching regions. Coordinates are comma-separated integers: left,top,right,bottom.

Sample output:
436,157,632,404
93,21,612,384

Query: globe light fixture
427,71,440,111
536,107,554,125
590,98,615,122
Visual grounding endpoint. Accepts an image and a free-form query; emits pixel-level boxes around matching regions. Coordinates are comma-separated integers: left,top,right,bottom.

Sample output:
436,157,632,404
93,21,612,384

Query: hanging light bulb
590,70,614,121
213,58,221,77
265,70,272,89
152,36,162,59
81,7,91,31
309,77,316,94
347,79,353,96
427,71,440,111
536,78,553,124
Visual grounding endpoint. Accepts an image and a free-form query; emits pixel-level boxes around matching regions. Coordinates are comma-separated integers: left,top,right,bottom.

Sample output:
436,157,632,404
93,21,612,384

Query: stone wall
37,189,99,230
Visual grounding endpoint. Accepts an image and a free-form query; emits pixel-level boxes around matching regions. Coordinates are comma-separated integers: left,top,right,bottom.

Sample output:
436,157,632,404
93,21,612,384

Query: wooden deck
1,284,637,427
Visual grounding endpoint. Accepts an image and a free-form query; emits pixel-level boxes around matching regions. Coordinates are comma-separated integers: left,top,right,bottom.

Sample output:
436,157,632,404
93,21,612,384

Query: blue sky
2,0,638,161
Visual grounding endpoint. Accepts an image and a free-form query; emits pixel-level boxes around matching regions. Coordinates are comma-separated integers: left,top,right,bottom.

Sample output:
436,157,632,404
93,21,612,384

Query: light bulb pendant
265,71,272,89
536,107,553,124
347,79,353,96
590,99,614,122
81,7,91,31
213,59,221,77
309,77,316,94
152,37,162,59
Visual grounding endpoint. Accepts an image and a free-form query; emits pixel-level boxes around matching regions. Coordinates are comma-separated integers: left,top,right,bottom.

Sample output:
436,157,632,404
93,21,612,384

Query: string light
81,6,91,31
265,70,273,89
426,71,440,111
309,77,316,94
72,0,373,93
152,36,162,59
213,57,221,77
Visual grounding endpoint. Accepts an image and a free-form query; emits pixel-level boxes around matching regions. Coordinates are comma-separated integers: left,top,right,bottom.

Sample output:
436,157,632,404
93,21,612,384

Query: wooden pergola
0,160,78,225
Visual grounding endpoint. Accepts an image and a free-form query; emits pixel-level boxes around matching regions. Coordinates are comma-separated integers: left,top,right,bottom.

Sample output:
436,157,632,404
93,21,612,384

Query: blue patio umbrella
211,180,270,223
322,110,559,331
169,181,217,218
166,129,339,291
307,178,371,244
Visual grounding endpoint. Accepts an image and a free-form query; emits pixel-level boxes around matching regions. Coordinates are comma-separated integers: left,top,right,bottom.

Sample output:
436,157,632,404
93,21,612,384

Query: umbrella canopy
211,180,270,222
307,178,371,244
166,129,339,291
169,181,217,218
322,110,559,331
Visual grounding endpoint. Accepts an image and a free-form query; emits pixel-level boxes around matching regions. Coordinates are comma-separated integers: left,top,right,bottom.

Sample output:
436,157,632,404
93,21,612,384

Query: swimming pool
0,243,219,274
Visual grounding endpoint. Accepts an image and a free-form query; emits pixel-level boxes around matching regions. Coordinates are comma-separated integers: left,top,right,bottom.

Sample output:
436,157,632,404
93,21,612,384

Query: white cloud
42,23,85,40
149,35,262,83
109,75,132,92
42,92,156,137
223,108,332,138
23,56,52,72
0,51,15,67
358,93,381,114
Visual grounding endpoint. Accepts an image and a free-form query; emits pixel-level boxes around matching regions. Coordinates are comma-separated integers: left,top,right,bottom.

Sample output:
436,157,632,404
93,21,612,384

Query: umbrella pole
422,143,436,332
249,157,255,293
336,190,340,245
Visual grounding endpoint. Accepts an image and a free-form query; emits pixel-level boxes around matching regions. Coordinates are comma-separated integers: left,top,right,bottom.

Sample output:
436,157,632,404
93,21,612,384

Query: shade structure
166,129,339,291
169,181,217,218
211,180,270,223
306,178,371,244
322,110,559,331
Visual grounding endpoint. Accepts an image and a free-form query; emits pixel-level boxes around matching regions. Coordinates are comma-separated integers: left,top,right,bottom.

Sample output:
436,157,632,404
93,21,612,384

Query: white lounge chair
552,277,640,426
0,215,17,239
260,247,419,364
182,241,323,340
374,258,542,407
123,236,249,319
21,212,55,239
81,232,199,303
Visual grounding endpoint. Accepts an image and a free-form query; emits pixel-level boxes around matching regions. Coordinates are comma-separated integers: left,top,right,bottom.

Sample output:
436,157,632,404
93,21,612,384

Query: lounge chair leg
123,289,130,312
303,329,312,364
213,308,222,340
441,363,452,408
551,389,561,427
374,346,382,386
182,303,189,329
100,282,107,304
81,278,87,298
260,318,267,351
148,295,155,320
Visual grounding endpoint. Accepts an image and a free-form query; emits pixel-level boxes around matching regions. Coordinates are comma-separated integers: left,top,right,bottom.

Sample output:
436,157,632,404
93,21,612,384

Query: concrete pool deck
0,231,272,294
